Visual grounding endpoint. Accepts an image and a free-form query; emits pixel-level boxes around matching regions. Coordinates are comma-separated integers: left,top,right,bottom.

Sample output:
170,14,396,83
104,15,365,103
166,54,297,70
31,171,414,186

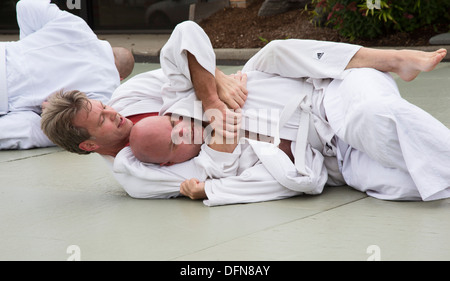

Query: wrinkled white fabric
109,21,362,206
324,68,450,201
0,0,119,149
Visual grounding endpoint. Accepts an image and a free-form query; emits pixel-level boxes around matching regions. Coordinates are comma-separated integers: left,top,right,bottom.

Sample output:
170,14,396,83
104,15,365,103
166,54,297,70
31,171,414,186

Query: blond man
41,22,447,206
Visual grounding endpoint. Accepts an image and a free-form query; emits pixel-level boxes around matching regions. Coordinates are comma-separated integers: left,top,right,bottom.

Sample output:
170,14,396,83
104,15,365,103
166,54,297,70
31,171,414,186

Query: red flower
347,1,357,12
327,11,334,21
332,3,345,11
316,0,328,8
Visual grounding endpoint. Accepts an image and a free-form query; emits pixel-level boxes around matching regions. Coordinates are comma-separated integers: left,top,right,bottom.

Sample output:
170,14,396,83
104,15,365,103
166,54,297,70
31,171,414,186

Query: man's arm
159,21,248,138
180,162,303,206
188,52,246,141
187,52,248,111
110,147,207,199
189,51,248,154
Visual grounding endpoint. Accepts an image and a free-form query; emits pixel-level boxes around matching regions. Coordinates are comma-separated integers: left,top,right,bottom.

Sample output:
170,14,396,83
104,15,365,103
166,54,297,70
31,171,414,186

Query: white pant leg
341,145,422,201
325,68,450,201
160,22,362,87
159,20,216,92
242,39,361,79
158,21,217,117
0,111,55,150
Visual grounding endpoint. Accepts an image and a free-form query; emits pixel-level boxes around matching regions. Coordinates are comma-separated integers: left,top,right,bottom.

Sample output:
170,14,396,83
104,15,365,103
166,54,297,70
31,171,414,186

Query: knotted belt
274,79,322,176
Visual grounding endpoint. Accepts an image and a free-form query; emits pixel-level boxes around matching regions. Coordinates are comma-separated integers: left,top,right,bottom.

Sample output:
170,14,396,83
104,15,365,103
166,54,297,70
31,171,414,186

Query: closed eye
99,103,107,126
170,120,177,151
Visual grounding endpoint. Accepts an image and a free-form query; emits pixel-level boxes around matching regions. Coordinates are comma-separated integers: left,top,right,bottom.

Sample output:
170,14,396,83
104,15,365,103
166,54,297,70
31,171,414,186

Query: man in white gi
41,21,448,206
128,21,450,204
0,0,134,150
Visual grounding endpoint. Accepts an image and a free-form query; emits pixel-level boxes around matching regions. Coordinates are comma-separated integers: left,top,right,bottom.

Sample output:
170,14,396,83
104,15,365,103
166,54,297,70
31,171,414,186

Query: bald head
129,118,163,164
112,47,135,80
129,116,204,166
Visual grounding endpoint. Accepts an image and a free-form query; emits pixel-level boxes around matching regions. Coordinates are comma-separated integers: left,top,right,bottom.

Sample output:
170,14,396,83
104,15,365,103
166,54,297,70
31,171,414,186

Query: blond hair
41,90,93,155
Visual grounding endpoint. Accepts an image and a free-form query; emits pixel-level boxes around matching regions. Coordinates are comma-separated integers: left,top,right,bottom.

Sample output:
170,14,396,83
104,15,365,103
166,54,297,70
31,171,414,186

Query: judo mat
0,62,449,261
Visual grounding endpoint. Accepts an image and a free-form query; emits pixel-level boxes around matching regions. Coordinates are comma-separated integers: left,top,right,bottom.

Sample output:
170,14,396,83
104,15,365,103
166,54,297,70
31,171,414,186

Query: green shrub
312,0,450,40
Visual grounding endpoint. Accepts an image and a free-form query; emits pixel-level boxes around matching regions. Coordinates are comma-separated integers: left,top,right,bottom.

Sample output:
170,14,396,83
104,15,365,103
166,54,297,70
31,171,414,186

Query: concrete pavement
1,61,450,261
1,32,449,261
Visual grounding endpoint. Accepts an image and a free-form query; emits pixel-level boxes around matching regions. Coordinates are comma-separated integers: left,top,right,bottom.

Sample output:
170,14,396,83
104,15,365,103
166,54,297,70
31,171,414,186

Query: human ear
79,141,100,152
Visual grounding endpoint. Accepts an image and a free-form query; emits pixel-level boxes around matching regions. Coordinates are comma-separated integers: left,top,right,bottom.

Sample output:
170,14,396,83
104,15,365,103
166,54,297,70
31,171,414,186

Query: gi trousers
325,68,450,201
0,42,54,150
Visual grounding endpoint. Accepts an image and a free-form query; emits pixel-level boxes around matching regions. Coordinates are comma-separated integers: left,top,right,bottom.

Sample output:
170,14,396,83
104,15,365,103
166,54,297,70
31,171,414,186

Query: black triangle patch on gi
317,52,324,60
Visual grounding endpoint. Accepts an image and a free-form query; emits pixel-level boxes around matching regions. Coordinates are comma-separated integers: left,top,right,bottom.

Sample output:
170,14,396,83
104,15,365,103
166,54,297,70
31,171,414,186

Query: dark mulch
199,0,446,48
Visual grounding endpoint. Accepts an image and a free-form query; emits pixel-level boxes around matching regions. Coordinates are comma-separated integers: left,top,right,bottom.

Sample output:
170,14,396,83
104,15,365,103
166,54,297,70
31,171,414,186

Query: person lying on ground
41,21,448,206
128,22,450,203
0,0,134,150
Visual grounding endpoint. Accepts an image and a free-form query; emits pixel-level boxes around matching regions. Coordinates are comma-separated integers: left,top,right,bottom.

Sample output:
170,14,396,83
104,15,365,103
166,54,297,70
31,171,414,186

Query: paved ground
1,60,449,261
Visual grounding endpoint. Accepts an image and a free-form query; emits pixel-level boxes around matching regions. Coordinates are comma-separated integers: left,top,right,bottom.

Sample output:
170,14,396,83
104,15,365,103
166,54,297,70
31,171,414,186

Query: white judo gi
108,21,450,206
107,21,354,205
0,0,120,150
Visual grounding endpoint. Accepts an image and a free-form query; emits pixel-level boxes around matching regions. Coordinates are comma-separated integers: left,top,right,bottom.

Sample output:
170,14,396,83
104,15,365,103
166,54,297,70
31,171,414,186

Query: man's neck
100,150,120,157
97,140,130,157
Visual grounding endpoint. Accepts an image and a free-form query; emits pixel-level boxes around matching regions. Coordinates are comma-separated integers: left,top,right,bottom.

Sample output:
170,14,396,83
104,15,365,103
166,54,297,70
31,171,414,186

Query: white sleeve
242,39,361,80
110,148,206,199
193,144,242,178
109,69,166,117
16,0,64,39
0,111,54,150
203,163,302,207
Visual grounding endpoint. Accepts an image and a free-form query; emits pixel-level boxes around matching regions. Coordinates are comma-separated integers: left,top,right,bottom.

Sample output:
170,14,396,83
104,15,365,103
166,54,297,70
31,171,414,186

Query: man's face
72,99,134,154
130,115,204,165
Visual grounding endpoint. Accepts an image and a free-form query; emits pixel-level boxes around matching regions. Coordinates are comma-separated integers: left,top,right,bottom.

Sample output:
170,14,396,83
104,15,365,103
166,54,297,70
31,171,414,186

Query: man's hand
215,69,248,110
187,52,246,141
205,70,246,140
180,178,207,200
204,101,242,141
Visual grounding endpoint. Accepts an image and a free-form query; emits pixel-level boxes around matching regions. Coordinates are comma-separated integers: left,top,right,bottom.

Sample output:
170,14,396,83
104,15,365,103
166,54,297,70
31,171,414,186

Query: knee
346,68,400,96
174,20,201,34
356,99,398,124
262,40,286,56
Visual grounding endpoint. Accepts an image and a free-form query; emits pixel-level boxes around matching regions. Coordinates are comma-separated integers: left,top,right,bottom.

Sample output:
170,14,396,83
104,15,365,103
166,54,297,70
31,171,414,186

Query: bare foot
396,48,447,82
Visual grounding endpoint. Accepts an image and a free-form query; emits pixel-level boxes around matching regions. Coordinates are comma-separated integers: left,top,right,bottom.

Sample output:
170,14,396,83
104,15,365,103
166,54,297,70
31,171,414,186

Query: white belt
0,42,8,115
275,79,322,176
